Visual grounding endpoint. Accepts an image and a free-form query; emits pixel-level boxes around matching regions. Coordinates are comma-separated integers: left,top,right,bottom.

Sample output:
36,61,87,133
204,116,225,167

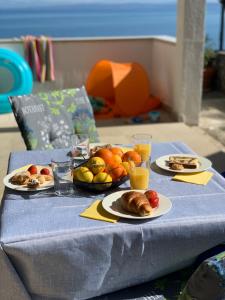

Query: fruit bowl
73,175,129,193
73,160,129,192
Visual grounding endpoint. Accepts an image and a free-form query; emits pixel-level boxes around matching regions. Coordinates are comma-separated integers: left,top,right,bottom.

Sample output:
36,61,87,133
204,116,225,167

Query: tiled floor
200,93,225,147
95,106,175,127
95,93,225,148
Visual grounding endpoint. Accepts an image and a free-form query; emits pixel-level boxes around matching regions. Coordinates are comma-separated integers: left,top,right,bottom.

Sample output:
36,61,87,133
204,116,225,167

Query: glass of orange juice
131,133,152,162
129,163,150,190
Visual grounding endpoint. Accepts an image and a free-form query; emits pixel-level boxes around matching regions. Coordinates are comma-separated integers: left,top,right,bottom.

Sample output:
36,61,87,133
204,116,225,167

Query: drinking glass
129,161,150,190
51,158,74,196
131,133,152,162
129,133,152,190
70,134,89,158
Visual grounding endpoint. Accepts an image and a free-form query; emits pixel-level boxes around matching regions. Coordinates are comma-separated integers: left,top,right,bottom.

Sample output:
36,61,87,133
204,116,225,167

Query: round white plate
3,165,54,192
102,190,172,220
155,154,212,173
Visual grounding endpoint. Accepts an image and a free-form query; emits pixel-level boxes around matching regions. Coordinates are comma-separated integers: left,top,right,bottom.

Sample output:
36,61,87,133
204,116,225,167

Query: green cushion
10,86,100,150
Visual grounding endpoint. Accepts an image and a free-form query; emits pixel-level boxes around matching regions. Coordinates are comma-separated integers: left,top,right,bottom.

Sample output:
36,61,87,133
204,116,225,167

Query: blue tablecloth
1,142,225,300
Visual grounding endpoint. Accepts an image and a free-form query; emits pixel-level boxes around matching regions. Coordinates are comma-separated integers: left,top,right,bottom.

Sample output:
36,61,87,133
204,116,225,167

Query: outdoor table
1,142,225,300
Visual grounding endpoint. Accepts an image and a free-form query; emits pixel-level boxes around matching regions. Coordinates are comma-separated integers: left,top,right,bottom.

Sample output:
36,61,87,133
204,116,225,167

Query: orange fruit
121,165,128,176
121,161,135,174
122,150,142,166
112,154,122,165
110,147,123,157
106,163,125,181
94,148,114,164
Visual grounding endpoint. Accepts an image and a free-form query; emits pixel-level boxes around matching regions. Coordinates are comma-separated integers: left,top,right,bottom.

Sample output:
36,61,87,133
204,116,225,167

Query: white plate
3,165,54,192
155,154,212,173
102,190,172,220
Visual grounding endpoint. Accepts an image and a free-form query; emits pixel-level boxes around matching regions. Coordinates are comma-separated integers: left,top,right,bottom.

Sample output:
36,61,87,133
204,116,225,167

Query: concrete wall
175,0,205,125
0,36,177,113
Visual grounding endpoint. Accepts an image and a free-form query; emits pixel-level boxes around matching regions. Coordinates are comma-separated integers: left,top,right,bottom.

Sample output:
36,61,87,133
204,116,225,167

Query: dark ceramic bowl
73,175,129,192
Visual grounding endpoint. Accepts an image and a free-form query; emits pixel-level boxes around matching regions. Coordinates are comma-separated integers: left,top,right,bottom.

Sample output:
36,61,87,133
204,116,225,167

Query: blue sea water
0,2,221,48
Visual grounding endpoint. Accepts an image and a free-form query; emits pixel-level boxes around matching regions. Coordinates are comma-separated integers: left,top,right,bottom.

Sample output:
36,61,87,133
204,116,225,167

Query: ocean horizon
0,2,221,48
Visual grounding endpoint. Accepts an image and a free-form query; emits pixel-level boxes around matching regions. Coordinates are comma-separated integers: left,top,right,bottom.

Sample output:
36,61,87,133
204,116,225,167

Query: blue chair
0,48,33,114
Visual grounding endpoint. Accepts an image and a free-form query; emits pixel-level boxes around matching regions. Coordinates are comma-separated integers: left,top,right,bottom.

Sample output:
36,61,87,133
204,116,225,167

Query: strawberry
28,165,37,175
40,168,50,175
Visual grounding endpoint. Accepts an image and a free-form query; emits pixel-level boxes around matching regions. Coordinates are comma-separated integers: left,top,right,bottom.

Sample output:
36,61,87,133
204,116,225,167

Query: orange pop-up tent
86,60,160,118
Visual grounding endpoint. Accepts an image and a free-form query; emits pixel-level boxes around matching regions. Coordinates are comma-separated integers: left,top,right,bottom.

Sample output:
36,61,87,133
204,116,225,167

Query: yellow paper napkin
80,200,119,223
12,164,32,173
10,164,32,173
172,171,213,185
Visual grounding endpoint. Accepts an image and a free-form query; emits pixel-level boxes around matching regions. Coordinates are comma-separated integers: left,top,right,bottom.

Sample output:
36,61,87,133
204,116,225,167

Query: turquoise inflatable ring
0,48,33,114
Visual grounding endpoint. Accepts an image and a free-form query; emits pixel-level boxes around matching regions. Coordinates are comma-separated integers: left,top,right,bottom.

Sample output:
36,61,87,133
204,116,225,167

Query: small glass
51,158,74,196
129,161,150,190
70,134,89,158
131,133,152,162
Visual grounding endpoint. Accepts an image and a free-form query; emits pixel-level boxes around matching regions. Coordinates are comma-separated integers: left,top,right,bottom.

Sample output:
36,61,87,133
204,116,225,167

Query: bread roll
121,191,152,216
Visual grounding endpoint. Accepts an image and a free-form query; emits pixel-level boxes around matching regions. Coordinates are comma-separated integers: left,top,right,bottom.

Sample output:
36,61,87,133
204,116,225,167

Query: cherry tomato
40,168,50,175
28,165,37,175
145,190,158,200
149,196,159,208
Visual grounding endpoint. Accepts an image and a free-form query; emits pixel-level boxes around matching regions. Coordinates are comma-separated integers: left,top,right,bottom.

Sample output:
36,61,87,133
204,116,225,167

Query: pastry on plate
168,156,199,169
36,175,46,184
121,191,152,216
10,171,30,185
26,178,40,188
170,163,184,170
43,174,53,182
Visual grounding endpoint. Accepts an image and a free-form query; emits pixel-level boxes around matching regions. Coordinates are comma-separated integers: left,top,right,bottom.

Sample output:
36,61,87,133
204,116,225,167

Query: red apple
28,165,38,175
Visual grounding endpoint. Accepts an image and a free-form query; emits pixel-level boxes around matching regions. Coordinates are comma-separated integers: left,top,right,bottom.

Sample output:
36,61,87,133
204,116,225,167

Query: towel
23,35,55,82
172,171,213,185
80,200,119,223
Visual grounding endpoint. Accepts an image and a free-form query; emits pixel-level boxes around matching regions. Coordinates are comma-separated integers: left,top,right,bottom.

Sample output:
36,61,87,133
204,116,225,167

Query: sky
0,0,218,7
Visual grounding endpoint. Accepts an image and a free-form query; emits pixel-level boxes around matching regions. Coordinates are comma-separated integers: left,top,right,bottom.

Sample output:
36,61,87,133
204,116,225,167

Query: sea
0,2,221,48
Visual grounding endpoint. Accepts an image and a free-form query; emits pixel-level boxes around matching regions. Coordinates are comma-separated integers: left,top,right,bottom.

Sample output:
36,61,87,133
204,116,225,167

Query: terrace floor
0,94,224,200
200,92,225,147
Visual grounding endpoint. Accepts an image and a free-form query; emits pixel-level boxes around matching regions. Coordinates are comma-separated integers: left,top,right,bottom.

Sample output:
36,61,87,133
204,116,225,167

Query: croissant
121,191,152,216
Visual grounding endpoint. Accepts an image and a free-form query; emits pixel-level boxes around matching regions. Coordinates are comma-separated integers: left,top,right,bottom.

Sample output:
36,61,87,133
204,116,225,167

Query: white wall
149,38,176,109
0,36,177,114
